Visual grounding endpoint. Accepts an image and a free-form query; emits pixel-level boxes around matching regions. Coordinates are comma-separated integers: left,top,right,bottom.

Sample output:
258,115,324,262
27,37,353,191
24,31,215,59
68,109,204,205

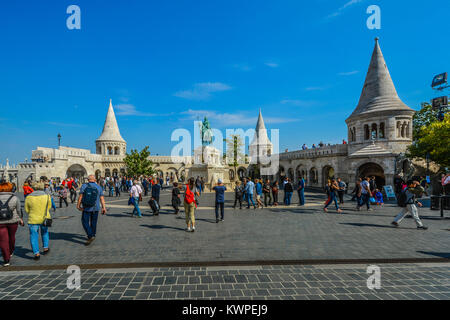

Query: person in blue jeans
284,179,294,206
245,178,257,209
213,179,227,223
323,179,343,213
130,180,143,218
77,175,107,246
297,177,305,206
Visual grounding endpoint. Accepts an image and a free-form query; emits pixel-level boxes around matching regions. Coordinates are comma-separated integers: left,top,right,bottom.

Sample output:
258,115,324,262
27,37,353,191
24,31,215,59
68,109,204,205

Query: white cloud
338,70,359,76
47,122,86,128
232,63,252,72
174,82,232,100
304,86,327,91
280,100,319,107
264,62,279,68
115,104,157,117
325,0,364,19
181,109,298,127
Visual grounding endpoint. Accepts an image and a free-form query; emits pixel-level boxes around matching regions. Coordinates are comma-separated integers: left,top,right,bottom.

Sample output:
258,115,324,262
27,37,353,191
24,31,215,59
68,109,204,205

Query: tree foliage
225,135,245,178
123,146,154,177
407,104,450,168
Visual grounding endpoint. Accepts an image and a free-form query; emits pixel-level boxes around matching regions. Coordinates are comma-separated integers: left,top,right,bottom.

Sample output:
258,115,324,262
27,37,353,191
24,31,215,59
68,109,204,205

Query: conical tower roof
96,100,125,143
347,38,413,121
251,109,271,145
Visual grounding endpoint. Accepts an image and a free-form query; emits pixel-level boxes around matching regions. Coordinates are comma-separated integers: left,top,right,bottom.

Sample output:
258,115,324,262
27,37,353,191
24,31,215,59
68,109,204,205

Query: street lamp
57,133,61,147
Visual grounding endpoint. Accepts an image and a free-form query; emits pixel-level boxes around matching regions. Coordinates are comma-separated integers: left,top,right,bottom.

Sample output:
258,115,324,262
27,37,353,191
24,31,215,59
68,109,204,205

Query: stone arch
112,169,119,177
66,164,87,181
278,166,286,184
371,123,378,139
107,146,113,155
229,169,235,181
167,167,179,182
379,122,385,138
95,170,101,180
364,124,370,140
295,164,304,181
322,165,335,187
237,167,247,180
309,167,318,185
104,168,111,177
114,147,120,155
287,168,294,181
357,162,385,187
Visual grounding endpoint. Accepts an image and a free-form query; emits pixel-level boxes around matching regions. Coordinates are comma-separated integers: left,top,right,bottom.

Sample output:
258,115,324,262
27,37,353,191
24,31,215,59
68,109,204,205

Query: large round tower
345,38,415,155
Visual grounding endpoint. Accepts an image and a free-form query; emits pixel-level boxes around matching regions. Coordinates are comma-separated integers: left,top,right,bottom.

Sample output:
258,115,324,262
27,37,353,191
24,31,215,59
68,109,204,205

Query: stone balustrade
278,144,348,161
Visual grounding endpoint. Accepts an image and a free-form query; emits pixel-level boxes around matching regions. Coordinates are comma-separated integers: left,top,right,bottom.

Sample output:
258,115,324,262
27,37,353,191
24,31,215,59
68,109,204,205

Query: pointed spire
256,108,266,131
252,109,271,146
347,38,413,120
96,100,125,143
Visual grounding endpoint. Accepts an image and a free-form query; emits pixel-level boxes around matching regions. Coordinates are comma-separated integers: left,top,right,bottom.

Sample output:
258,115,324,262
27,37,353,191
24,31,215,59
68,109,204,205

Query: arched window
114,147,120,155
379,123,385,138
107,147,113,155
353,127,356,141
371,123,378,139
406,122,410,138
397,121,401,137
364,125,370,140
401,122,406,138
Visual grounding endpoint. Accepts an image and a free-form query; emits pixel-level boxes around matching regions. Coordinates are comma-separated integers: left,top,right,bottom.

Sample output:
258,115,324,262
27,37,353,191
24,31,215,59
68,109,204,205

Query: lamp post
57,133,61,147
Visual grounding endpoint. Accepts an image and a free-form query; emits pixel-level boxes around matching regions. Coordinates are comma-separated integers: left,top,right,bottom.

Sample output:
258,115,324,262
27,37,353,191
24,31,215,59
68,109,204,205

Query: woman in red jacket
23,182,34,199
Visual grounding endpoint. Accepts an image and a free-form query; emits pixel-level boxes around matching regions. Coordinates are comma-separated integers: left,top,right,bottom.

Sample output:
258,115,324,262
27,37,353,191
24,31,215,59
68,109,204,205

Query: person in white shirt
130,180,143,218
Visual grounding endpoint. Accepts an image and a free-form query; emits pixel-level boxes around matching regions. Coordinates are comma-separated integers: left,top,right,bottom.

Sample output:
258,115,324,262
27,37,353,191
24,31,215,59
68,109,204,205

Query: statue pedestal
188,164,231,192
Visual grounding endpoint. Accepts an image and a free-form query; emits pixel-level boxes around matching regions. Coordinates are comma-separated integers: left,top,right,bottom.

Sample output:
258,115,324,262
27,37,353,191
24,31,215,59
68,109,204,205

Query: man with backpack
392,180,428,230
77,175,107,246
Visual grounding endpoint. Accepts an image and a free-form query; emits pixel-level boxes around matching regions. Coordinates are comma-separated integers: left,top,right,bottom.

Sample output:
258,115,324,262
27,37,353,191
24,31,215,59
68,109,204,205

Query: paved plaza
0,189,449,300
4,189,450,267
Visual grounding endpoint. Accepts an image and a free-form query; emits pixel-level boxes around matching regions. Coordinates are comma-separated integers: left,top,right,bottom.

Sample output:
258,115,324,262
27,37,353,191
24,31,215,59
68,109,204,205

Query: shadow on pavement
140,224,186,231
49,232,87,245
417,251,450,259
339,222,416,229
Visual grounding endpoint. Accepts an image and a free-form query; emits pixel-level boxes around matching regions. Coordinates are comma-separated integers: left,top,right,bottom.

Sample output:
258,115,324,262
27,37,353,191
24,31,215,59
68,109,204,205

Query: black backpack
82,184,99,208
0,195,15,221
397,190,407,207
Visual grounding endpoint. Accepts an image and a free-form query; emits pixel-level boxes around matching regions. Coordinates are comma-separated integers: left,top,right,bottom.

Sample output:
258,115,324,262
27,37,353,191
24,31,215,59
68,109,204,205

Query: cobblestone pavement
0,263,449,300
3,190,449,268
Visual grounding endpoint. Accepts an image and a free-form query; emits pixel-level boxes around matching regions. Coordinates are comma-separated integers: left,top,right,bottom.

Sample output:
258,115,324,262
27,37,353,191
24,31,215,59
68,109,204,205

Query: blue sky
0,0,448,164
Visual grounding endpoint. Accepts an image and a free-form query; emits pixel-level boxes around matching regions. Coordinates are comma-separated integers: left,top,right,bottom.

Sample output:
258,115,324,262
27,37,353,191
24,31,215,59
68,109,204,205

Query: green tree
123,146,154,177
407,104,450,168
225,134,245,179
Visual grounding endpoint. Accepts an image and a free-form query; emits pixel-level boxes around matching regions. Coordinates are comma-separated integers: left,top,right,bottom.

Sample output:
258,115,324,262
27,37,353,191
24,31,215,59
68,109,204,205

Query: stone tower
95,100,127,156
345,38,415,156
249,109,273,164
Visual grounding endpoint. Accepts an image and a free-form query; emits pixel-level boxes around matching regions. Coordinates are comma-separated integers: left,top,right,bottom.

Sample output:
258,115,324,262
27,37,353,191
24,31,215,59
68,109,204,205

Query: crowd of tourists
0,168,440,267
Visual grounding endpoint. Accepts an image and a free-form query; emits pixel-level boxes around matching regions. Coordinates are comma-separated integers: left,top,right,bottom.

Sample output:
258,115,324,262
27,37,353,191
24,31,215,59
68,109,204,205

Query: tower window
364,125,370,140
379,123,385,138
371,123,378,139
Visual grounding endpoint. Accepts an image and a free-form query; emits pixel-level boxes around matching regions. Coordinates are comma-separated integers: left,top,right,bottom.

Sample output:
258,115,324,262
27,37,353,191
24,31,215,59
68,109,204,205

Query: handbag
42,195,53,227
